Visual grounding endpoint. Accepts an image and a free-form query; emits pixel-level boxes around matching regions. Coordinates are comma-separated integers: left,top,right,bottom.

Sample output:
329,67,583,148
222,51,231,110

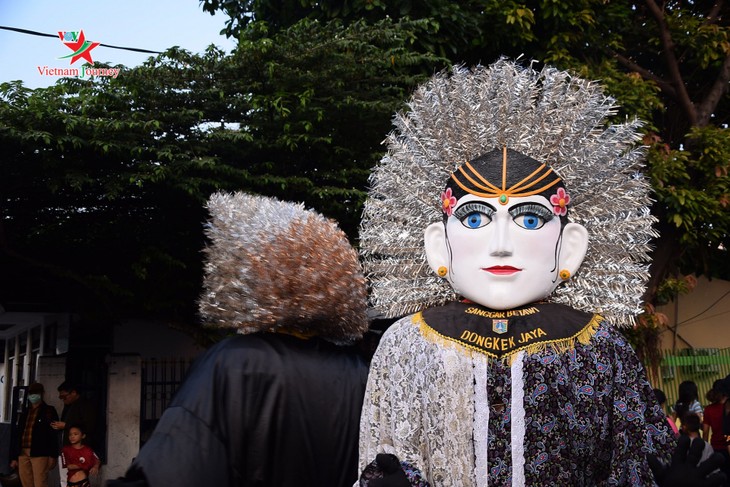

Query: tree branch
613,51,677,98
695,53,730,127
706,0,725,24
644,0,698,124
643,225,681,305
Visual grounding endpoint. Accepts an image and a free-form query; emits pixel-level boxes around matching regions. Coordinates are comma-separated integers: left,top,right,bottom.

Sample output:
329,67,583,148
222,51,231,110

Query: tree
201,0,484,58
0,48,245,323
0,18,443,325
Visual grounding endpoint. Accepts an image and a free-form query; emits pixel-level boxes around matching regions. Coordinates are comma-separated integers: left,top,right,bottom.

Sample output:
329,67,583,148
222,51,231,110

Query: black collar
416,301,601,360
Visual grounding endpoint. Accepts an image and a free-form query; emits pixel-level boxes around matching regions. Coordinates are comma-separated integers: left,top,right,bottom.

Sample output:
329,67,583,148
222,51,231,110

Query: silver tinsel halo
359,58,658,327
199,192,369,344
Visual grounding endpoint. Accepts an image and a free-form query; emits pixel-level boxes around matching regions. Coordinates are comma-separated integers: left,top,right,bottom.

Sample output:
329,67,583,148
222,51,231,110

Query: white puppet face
424,149,589,310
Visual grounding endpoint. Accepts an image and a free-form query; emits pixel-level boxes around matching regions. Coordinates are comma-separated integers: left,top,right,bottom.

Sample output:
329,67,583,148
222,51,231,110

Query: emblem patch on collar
492,319,508,334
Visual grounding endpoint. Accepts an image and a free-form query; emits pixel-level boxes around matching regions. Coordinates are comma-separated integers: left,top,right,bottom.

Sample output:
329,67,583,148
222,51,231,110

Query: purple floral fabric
485,322,674,485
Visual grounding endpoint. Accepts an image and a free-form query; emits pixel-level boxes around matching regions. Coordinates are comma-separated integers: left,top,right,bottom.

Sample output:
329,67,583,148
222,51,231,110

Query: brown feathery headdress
199,192,368,343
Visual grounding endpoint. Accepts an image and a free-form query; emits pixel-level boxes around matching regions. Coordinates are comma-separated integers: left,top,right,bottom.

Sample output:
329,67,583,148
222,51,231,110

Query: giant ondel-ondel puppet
356,58,682,486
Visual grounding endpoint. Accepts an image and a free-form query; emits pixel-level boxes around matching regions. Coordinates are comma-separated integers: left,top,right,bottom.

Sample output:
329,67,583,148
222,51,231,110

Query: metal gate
140,358,194,445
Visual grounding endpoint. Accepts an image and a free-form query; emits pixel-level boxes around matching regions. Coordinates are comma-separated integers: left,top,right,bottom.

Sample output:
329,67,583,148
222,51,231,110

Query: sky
0,0,237,89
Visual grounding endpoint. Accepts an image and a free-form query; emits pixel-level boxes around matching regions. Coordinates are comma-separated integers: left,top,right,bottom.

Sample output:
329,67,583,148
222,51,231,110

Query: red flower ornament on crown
550,187,570,216
441,188,458,216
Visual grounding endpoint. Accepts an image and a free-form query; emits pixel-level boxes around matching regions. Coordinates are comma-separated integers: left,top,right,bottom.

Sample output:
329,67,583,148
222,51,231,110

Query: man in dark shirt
51,382,97,449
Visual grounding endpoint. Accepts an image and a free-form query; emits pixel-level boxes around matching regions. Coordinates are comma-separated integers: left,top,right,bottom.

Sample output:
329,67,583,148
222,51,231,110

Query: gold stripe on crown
450,147,563,205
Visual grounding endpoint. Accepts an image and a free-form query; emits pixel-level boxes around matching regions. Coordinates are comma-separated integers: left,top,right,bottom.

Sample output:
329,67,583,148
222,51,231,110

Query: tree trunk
643,223,682,306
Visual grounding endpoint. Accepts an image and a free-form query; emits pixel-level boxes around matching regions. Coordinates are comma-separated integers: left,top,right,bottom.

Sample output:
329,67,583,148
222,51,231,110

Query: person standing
703,380,730,481
655,388,680,437
61,424,100,487
674,380,703,428
9,382,60,487
51,382,97,450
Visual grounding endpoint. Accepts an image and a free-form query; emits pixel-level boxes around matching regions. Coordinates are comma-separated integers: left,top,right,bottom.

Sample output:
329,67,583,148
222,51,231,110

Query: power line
677,289,730,326
0,26,163,54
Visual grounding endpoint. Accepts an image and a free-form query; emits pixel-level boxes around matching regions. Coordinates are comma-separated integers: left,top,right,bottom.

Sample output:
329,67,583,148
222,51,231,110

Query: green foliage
216,18,444,236
647,126,730,277
656,275,699,305
0,18,443,320
202,0,486,59
0,56,243,319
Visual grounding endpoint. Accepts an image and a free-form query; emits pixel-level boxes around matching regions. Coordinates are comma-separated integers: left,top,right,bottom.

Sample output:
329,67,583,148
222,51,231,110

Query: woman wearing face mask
9,382,60,487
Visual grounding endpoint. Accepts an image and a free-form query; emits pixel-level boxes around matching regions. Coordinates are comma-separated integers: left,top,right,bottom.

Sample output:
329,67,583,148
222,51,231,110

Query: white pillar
37,356,67,412
103,355,141,484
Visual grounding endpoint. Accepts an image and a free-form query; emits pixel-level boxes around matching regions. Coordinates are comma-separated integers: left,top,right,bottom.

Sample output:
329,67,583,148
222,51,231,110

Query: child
674,380,703,427
682,413,716,467
61,424,99,487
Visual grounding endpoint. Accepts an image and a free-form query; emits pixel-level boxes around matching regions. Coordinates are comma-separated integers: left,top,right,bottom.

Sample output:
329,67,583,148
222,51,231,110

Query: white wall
105,320,205,482
658,276,730,350
104,355,142,483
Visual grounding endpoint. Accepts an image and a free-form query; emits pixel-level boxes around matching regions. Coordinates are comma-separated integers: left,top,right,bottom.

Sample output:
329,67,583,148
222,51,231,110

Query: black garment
111,333,369,487
10,401,60,460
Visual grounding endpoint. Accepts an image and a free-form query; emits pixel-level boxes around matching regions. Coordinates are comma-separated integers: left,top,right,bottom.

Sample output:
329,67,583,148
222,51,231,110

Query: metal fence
140,357,194,445
652,348,730,411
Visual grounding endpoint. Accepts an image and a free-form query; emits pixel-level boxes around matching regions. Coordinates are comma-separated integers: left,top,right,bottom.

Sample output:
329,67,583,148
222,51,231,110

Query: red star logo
58,30,100,65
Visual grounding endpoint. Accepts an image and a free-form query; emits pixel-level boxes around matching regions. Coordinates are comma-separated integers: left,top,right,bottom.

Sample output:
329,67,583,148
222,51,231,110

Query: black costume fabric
110,333,369,487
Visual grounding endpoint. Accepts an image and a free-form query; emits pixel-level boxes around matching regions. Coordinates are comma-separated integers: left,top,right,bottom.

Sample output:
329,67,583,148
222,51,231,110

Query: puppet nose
489,216,513,257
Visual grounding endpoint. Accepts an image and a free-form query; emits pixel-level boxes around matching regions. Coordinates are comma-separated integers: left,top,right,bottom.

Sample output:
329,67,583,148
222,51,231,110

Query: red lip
483,266,521,275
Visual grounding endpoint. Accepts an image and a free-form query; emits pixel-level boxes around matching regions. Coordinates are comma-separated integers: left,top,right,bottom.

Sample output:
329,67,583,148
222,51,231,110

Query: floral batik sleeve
602,328,675,486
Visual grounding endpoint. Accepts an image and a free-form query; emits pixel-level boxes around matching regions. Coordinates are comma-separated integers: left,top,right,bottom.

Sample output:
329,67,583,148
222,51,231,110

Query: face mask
27,394,41,404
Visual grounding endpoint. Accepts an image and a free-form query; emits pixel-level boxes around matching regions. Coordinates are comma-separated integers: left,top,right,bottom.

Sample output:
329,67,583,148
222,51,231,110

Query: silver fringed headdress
200,192,369,343
359,59,658,327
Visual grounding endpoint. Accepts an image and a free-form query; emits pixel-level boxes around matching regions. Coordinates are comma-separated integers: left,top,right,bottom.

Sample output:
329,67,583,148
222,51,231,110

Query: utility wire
677,289,730,326
0,26,163,54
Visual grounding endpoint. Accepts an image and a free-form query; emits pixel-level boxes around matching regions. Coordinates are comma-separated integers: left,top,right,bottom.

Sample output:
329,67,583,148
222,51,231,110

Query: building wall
657,276,730,351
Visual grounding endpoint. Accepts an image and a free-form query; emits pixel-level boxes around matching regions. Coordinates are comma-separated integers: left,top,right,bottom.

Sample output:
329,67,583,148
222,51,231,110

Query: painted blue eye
463,211,489,229
453,201,494,229
510,203,553,230
514,213,545,230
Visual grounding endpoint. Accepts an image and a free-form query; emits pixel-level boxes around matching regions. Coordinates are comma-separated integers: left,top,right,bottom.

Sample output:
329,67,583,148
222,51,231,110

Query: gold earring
559,269,571,280
437,266,448,277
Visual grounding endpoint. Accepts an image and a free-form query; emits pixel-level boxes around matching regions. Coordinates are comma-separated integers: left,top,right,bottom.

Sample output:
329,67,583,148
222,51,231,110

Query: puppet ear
558,222,589,278
424,222,449,274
